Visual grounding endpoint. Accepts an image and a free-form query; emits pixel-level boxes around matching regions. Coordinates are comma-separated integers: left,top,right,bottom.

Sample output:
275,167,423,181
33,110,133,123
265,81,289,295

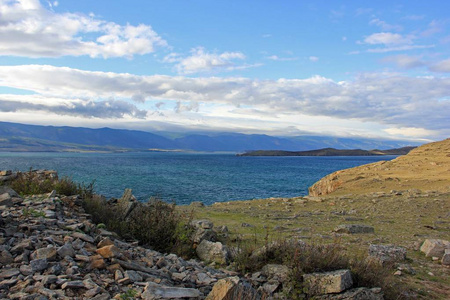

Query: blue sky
0,0,449,141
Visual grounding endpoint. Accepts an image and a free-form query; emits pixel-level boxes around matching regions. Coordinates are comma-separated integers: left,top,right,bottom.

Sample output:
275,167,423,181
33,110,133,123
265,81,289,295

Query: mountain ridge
0,121,420,152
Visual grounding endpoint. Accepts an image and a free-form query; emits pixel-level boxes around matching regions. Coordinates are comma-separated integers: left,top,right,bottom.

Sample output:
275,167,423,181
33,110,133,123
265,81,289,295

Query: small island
237,146,416,156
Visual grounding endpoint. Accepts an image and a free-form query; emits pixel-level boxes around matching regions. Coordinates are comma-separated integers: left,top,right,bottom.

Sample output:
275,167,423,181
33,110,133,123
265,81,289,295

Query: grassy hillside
309,139,450,196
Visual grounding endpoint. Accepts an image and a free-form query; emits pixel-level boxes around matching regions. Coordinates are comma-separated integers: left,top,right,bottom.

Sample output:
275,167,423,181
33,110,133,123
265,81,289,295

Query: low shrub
231,237,409,300
9,168,94,197
82,195,194,257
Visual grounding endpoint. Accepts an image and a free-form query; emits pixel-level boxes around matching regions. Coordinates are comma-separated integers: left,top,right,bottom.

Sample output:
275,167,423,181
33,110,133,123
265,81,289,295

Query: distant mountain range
237,147,416,157
0,121,421,152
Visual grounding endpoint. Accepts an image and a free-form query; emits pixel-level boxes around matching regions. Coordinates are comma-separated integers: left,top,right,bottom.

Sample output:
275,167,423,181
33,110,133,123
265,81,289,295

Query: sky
0,0,449,142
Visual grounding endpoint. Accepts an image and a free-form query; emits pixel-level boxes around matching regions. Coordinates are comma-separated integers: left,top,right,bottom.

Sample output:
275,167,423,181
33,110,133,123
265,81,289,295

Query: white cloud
267,55,299,61
384,127,436,138
369,19,402,31
381,55,424,69
0,94,147,119
367,44,435,53
364,32,413,45
309,56,319,62
429,58,450,73
164,47,249,74
0,65,448,140
0,0,167,58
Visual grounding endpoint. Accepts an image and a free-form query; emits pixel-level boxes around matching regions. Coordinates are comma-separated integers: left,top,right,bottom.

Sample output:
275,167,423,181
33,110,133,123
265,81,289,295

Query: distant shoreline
237,146,416,157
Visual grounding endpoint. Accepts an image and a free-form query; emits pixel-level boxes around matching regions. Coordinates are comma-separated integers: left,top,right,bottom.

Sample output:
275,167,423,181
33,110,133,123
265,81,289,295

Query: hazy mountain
0,122,420,152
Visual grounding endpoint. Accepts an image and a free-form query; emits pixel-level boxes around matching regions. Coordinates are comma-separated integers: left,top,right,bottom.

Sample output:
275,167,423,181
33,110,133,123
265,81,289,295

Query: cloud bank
0,0,167,58
0,65,448,139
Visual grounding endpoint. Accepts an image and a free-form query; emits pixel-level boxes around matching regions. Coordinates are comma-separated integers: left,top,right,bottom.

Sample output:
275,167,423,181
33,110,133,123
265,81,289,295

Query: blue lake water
0,152,396,205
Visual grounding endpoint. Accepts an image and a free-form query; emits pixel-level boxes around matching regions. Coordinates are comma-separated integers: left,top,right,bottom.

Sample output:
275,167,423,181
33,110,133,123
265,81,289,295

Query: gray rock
303,269,353,296
30,258,48,272
142,282,201,299
206,276,260,300
117,188,137,220
369,244,406,264
334,224,375,234
57,243,76,258
442,249,450,265
196,240,230,265
124,270,143,283
62,280,85,289
32,246,57,261
192,219,214,229
0,250,14,265
0,268,20,279
72,232,95,244
314,287,384,299
420,239,450,258
0,193,12,207
261,264,290,282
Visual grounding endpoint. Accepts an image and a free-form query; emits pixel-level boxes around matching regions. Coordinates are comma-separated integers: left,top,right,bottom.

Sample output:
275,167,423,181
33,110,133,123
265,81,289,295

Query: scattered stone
142,282,201,299
261,264,290,282
442,249,450,265
420,239,450,258
96,245,122,259
62,280,85,289
369,244,406,264
117,188,138,220
57,243,76,258
206,276,260,300
334,224,375,234
303,269,353,296
314,287,384,299
0,268,20,279
196,240,230,265
0,193,13,207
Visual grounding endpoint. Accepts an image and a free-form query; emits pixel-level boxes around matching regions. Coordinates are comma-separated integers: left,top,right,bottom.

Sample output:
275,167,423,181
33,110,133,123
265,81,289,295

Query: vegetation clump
82,195,194,256
8,168,94,197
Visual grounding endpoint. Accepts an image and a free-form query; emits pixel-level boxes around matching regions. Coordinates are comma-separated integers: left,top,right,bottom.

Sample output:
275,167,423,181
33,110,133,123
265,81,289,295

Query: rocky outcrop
303,269,353,296
0,189,238,299
196,240,230,265
368,244,406,265
308,139,450,196
420,239,450,265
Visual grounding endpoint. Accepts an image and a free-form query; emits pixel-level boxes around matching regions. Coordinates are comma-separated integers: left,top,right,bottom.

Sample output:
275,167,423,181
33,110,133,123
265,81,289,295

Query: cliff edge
308,138,450,197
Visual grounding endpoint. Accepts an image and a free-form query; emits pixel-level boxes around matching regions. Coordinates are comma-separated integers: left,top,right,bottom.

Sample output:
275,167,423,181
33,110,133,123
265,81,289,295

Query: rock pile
420,239,450,266
0,188,239,299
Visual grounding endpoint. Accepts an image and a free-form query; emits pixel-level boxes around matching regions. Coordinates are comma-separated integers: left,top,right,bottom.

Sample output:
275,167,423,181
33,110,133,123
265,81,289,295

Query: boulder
369,244,406,264
303,269,353,296
206,276,260,300
142,282,201,299
441,249,450,265
191,219,217,244
196,240,230,265
334,224,374,234
96,245,122,259
0,193,12,207
32,247,57,261
420,239,450,258
117,188,137,220
261,264,290,282
314,287,384,299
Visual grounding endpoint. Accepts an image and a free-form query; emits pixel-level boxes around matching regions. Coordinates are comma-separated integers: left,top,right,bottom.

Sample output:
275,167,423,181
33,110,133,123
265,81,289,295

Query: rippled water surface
0,152,395,205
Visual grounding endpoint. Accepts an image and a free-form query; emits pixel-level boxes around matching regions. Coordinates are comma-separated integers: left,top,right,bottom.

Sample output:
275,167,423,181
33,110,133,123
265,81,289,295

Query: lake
0,152,396,205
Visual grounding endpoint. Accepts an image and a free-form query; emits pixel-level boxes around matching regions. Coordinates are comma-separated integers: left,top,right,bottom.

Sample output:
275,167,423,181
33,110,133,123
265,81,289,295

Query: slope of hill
238,147,415,156
308,138,450,196
0,121,419,152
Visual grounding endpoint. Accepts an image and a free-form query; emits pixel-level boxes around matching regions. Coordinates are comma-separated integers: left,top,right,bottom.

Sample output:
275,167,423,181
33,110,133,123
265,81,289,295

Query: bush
8,168,94,197
231,237,408,300
82,195,194,257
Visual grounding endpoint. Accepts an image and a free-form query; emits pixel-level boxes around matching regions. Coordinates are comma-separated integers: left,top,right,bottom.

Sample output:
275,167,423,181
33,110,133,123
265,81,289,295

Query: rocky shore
0,171,396,299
